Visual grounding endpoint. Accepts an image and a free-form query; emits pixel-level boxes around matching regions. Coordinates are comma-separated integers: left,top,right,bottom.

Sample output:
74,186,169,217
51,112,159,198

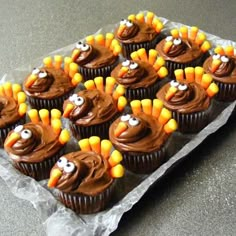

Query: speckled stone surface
0,1,235,236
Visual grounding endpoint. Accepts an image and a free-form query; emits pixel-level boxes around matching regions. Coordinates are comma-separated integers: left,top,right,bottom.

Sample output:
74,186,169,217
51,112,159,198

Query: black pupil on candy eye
66,163,71,167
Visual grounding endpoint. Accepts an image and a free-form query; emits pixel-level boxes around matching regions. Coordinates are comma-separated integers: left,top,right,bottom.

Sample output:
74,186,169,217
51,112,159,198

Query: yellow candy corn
63,103,74,118
206,83,219,97
78,138,91,151
146,11,154,25
164,119,178,134
136,13,145,23
108,150,123,167
195,67,204,84
180,26,188,40
48,169,62,188
117,96,127,112
71,48,81,61
101,139,113,159
118,66,129,78
201,41,211,53
18,103,27,117
58,129,70,144
84,80,96,90
39,109,50,126
43,57,53,68
28,109,39,123
174,69,184,82
117,24,126,36
64,57,73,75
130,100,141,115
157,66,168,78
189,26,198,41
105,77,116,94
95,34,105,46
141,99,152,115
184,67,195,83
153,57,165,71
12,84,22,101
3,82,12,97
214,46,224,55
25,74,37,88
51,109,61,120
225,45,234,56
130,51,139,60
114,122,127,137
163,41,173,54
110,164,125,178
152,99,163,118
72,73,83,86
105,33,114,48
94,76,104,92
211,59,221,73
86,35,95,45
171,28,179,38
128,14,135,21
89,136,101,154
17,92,26,104
165,86,178,101
4,132,21,148
148,49,158,65
158,108,172,125
201,74,213,89
69,63,79,79
51,119,62,135
137,48,148,62
113,44,122,56
54,55,63,69
0,85,5,96
195,32,206,45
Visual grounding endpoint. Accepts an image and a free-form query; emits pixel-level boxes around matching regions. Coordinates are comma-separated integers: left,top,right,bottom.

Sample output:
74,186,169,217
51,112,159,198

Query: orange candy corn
48,169,62,188
101,139,113,159
195,32,206,45
72,73,83,86
4,132,21,148
174,69,184,82
95,34,105,46
117,96,127,112
117,24,126,36
141,99,152,115
54,55,63,69
165,86,178,101
184,67,195,83
64,57,73,75
114,122,128,137
108,150,123,167
137,48,148,62
89,136,101,154
201,74,213,89
78,138,91,151
146,11,154,25
171,28,179,38
194,67,204,84
163,41,173,54
136,13,145,23
84,80,96,90
201,41,211,52
189,26,198,41
153,57,165,71
105,77,116,94
25,74,37,88
158,108,172,125
39,109,50,126
211,59,221,73
152,99,163,118
71,48,81,61
179,26,188,40
130,100,142,115
28,109,40,123
206,83,219,97
86,35,95,45
12,84,21,100
105,33,114,48
148,49,158,65
94,76,104,92
51,119,62,135
118,67,129,78
225,45,234,56
3,82,12,97
51,109,61,120
130,51,139,61
63,103,74,118
69,63,79,78
214,46,225,55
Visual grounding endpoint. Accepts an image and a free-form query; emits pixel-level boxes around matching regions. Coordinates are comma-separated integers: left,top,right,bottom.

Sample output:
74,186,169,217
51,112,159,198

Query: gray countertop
0,1,235,235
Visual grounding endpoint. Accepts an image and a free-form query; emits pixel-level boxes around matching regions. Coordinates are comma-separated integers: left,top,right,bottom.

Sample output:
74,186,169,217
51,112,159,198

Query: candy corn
171,28,179,38
118,67,129,78
18,103,27,117
117,96,127,112
28,109,40,123
95,34,105,46
152,99,163,118
184,67,195,83
164,119,178,134
12,84,22,101
211,59,221,73
51,119,62,135
54,55,63,69
64,57,73,75
71,49,81,61
157,66,168,78
148,49,158,65
225,45,234,56
201,74,213,89
43,57,53,68
136,13,145,23
72,73,83,86
194,67,204,84
86,35,95,45
3,82,12,97
174,69,184,82
189,26,199,41
110,164,125,178
89,136,101,154
114,122,127,137
105,77,116,94
51,109,62,120
146,11,154,25
137,48,148,62
78,138,91,151
130,100,142,115
108,150,123,167
165,86,178,101
84,80,96,90
206,83,219,97
141,99,152,115
48,169,62,188
39,109,50,126
4,132,21,148
105,33,114,48
180,26,188,40
25,74,37,88
94,76,104,92
153,57,165,71
163,41,173,54
17,92,26,104
158,108,172,125
69,63,79,78
101,139,113,159
63,103,74,118
58,129,70,145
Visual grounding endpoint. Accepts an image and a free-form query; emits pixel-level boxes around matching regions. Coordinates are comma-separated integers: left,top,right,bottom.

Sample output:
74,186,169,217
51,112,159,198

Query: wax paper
0,12,235,236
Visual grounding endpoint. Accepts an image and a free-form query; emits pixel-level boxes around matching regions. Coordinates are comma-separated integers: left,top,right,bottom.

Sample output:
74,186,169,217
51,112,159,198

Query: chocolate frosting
51,151,113,196
73,44,118,69
109,113,169,153
0,96,21,128
111,60,158,89
116,20,158,44
203,55,236,84
23,67,74,99
4,123,63,163
156,38,204,63
63,89,118,126
166,40,188,57
156,82,210,113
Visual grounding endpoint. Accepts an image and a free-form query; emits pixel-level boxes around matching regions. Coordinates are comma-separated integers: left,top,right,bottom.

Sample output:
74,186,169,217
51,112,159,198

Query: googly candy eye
64,162,75,173
81,44,90,52
120,114,131,122
122,60,130,67
129,117,140,126
20,129,32,139
173,38,182,45
75,41,83,49
126,20,133,27
38,71,47,79
170,80,180,87
178,84,188,91
74,96,85,106
32,68,40,75
212,54,221,60
129,62,138,70
120,19,127,25
221,55,229,63
57,157,68,168
14,125,24,133
69,94,79,102
165,36,173,42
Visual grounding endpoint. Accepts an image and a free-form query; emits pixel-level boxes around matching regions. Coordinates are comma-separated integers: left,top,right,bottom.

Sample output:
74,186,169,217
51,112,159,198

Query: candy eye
120,19,127,25
122,60,130,67
76,41,83,49
74,96,85,106
81,44,90,52
173,38,181,45
14,125,23,133
20,129,32,139
129,62,138,70
32,68,40,75
165,36,173,42
38,71,47,79
178,84,188,91
212,54,221,60
129,117,140,126
57,157,68,168
221,56,229,63
64,162,75,173
120,114,131,122
170,80,179,87
69,94,78,102
126,20,133,27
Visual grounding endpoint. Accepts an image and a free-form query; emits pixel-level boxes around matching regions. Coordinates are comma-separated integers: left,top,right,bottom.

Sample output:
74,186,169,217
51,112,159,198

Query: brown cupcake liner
11,147,65,181
79,62,118,81
59,180,115,214
172,109,210,133
70,113,119,140
0,116,26,147
122,34,163,59
214,81,236,102
122,146,166,174
125,81,160,101
27,89,75,111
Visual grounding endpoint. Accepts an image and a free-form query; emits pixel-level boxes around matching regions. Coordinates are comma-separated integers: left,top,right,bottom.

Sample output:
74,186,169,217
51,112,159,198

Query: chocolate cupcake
156,67,219,133
71,33,121,80
109,99,178,174
155,26,211,76
48,136,125,214
115,11,164,58
4,108,70,180
203,45,236,101
0,82,27,147
111,48,168,101
63,76,127,140
23,55,82,110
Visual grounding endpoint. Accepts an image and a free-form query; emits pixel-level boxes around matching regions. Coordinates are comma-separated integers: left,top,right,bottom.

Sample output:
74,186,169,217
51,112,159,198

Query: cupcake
0,82,27,147
71,33,121,80
115,11,164,58
4,108,70,180
156,67,219,133
63,76,127,140
155,26,211,76
111,48,168,101
109,99,178,174
203,45,236,101
23,55,82,110
47,136,125,214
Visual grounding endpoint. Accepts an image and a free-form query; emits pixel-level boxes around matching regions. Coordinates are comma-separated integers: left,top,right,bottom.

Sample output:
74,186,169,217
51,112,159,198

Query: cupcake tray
0,13,235,236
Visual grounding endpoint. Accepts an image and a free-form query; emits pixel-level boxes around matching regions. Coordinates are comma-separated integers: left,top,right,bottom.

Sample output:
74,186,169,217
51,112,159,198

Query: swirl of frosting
117,20,139,40
0,96,21,128
213,57,234,77
166,38,187,57
109,113,169,152
51,151,113,195
26,69,54,93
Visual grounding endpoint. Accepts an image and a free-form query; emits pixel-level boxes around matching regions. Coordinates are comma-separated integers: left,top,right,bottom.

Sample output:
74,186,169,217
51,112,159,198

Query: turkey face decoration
163,35,187,56
63,94,92,121
113,114,149,142
4,125,40,155
116,19,139,39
